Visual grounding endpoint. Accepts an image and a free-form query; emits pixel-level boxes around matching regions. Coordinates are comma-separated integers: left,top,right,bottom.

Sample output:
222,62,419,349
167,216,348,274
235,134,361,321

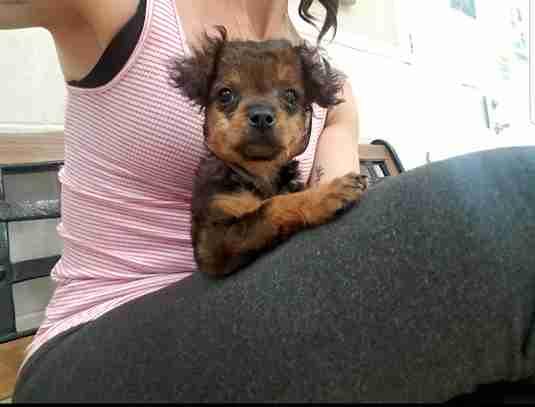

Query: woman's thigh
14,147,535,402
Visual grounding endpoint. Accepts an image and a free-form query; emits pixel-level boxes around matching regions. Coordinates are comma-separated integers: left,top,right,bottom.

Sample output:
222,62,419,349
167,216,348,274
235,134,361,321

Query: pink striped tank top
23,0,327,366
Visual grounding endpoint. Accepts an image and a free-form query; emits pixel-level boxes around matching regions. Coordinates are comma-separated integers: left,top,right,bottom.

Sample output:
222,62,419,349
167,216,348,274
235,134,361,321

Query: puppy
172,27,367,277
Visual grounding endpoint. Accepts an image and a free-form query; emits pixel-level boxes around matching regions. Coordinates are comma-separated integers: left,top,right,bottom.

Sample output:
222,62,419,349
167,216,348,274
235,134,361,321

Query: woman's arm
1,0,139,82
309,80,361,186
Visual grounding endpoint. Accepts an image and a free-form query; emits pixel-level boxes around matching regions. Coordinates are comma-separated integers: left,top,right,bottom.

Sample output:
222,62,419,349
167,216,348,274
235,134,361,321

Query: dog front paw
265,172,368,234
317,172,368,218
330,172,367,205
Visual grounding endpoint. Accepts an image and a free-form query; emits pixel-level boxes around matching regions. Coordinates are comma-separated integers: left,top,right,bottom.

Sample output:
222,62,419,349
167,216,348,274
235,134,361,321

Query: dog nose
248,105,276,130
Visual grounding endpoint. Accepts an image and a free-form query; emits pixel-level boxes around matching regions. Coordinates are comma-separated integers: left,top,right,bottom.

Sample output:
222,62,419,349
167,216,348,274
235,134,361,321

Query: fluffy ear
295,43,346,108
171,26,228,108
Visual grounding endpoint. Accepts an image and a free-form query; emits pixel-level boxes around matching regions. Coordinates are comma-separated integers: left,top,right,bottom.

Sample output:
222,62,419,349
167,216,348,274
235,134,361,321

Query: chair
0,133,63,344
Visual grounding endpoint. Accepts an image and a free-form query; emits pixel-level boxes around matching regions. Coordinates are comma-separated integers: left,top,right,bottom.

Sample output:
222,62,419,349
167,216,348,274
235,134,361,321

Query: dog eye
284,89,299,108
218,88,234,105
284,89,298,104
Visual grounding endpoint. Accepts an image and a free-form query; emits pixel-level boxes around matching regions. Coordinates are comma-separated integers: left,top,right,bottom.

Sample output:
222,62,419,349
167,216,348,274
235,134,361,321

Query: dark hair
298,0,340,43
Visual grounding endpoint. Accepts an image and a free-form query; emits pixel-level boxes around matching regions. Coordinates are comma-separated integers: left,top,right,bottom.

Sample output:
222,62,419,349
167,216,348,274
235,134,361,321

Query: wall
0,27,65,133
290,0,534,170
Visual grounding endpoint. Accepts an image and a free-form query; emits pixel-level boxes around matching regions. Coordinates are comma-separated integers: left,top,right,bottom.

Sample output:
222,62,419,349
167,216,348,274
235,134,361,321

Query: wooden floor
0,336,33,401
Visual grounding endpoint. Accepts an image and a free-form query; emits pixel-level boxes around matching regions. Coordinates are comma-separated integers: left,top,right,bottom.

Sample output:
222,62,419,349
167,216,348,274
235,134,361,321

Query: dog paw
323,172,368,214
273,172,368,229
336,172,368,191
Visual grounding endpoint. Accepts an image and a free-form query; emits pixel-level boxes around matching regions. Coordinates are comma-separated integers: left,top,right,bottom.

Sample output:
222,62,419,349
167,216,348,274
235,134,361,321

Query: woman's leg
13,147,535,402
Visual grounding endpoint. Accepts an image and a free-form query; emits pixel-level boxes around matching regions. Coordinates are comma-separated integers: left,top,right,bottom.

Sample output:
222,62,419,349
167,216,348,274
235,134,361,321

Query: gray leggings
13,147,535,402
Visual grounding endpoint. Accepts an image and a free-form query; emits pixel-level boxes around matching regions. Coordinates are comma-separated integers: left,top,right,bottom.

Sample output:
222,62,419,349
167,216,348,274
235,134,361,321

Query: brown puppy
172,27,367,277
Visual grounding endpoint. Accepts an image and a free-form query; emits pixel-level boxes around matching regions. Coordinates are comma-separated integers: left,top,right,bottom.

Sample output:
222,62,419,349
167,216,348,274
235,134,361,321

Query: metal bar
0,283,16,340
11,256,60,284
0,200,61,222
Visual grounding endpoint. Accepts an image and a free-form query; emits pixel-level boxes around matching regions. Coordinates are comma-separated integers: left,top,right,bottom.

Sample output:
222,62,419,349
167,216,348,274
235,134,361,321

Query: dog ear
171,26,228,108
295,43,346,108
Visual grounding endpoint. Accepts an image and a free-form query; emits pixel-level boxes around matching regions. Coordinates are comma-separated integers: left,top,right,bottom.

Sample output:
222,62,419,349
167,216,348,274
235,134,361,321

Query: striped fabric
22,0,327,367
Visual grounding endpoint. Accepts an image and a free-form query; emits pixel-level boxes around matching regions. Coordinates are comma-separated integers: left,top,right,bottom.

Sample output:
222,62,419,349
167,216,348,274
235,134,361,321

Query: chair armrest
359,140,404,185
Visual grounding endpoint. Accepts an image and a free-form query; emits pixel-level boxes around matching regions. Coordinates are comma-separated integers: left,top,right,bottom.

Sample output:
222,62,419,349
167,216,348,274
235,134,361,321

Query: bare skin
0,0,361,182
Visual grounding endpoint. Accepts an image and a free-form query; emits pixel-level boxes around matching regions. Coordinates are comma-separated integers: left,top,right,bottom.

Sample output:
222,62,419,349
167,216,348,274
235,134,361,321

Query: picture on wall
450,0,477,19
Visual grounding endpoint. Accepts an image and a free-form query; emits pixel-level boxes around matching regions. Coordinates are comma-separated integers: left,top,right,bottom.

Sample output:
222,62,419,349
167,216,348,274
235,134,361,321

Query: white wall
290,0,534,170
0,27,65,133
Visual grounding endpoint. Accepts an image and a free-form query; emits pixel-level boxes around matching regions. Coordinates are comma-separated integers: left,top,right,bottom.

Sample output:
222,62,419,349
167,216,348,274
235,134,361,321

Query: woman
3,0,535,402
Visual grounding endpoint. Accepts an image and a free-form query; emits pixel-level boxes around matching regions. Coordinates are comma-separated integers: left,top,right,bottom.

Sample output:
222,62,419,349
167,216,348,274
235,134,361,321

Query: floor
0,336,33,402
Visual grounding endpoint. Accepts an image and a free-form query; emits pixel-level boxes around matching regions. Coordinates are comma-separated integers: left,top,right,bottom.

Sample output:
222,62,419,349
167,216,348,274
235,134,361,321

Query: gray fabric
13,147,535,402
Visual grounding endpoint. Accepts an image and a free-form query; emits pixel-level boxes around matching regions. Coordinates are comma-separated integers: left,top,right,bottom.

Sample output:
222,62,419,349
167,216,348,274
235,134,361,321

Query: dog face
172,27,345,178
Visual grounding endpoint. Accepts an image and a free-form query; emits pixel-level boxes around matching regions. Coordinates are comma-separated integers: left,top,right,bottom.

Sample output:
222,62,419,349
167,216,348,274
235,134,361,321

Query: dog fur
172,27,367,277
